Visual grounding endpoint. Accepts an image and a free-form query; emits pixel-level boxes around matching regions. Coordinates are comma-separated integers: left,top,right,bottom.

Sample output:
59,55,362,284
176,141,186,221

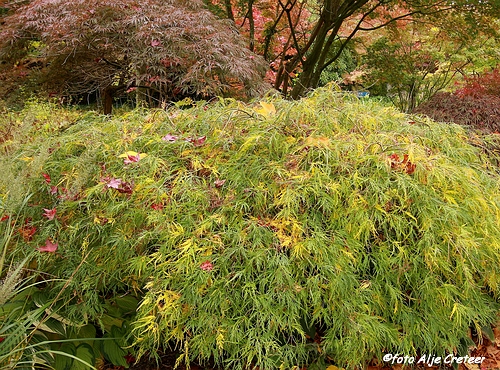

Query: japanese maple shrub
414,68,500,132
0,0,269,113
1,88,500,369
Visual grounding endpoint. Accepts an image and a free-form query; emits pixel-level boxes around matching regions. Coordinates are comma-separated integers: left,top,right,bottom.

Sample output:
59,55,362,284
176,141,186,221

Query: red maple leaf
106,178,123,189
162,134,178,142
43,208,57,220
389,153,400,169
116,180,133,194
389,153,416,175
151,203,164,210
18,225,37,241
186,136,206,147
103,177,134,194
37,239,58,253
124,153,141,164
42,173,51,183
214,179,226,188
200,260,213,271
405,162,416,175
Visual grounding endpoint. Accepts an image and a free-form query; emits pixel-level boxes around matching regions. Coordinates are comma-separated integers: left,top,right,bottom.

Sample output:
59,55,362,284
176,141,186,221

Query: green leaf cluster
1,87,500,368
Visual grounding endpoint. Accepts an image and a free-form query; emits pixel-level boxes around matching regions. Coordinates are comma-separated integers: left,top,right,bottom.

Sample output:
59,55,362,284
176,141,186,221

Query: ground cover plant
1,87,500,369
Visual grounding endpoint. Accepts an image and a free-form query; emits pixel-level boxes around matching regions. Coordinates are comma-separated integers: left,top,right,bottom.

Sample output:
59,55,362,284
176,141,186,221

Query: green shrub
1,87,500,369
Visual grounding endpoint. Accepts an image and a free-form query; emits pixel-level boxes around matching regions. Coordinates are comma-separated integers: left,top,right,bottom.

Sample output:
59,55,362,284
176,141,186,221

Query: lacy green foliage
0,198,49,369
1,88,500,369
0,197,136,369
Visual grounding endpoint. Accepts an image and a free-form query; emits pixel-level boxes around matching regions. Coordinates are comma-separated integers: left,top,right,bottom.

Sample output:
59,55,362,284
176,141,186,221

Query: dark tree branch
279,0,304,63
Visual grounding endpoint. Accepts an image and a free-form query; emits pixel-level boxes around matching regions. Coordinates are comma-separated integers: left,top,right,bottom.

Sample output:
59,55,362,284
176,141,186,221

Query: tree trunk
248,0,255,52
290,22,330,98
103,86,115,115
103,85,124,115
224,0,234,21
278,0,372,99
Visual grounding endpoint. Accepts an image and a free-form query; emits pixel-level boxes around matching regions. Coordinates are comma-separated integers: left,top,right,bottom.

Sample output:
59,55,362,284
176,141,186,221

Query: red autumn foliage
200,260,214,271
37,239,58,253
42,208,57,220
102,177,134,195
42,173,51,183
18,223,37,241
414,69,500,132
150,203,164,211
123,153,142,164
456,68,500,98
389,153,416,175
185,136,207,147
0,0,269,113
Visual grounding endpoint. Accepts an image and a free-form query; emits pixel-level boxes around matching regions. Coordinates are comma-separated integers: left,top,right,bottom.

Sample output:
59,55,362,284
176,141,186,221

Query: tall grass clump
1,87,500,369
0,195,100,370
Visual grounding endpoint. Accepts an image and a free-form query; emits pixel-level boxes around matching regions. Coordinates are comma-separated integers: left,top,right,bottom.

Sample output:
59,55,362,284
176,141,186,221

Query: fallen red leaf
37,239,58,253
162,134,179,142
214,179,226,188
124,153,141,164
102,177,134,195
186,136,206,147
388,153,416,175
105,178,123,189
43,208,57,220
124,353,136,364
200,260,213,271
18,225,37,241
405,162,416,175
116,181,134,194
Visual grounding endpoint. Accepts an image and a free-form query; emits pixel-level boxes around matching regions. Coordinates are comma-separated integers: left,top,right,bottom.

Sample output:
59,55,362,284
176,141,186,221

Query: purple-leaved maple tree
0,0,269,114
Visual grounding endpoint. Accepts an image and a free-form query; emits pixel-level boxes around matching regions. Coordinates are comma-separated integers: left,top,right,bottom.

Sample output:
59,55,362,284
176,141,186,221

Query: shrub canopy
1,88,500,369
0,0,269,111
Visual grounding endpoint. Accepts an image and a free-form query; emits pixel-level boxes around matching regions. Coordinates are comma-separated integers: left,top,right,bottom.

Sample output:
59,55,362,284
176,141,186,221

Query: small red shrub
414,68,500,132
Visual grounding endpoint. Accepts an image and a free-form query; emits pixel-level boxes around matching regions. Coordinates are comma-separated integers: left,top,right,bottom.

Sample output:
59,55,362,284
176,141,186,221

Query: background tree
208,0,500,99
360,22,476,112
0,0,270,114
285,0,500,98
